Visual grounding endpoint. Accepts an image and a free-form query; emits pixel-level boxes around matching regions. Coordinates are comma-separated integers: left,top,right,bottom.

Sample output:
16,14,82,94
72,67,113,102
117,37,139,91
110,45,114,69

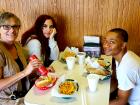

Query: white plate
51,75,79,98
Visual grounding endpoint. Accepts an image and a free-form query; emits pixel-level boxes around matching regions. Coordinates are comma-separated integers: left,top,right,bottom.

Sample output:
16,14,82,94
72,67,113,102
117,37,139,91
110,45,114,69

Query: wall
0,0,140,55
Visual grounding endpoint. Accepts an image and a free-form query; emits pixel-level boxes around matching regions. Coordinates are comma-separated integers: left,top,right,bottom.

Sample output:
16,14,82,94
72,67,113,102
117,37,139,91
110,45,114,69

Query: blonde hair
0,11,21,26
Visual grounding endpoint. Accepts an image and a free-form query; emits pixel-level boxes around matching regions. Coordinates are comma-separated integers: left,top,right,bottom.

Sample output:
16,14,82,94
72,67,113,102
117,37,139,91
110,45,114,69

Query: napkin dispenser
83,35,101,58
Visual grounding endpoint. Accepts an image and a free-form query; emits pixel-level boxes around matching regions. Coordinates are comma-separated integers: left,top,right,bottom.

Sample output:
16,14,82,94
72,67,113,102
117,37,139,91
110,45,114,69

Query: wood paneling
0,0,140,55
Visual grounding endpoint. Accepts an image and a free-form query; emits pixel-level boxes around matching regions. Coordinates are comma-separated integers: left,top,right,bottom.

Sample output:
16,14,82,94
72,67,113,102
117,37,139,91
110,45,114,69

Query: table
24,55,111,105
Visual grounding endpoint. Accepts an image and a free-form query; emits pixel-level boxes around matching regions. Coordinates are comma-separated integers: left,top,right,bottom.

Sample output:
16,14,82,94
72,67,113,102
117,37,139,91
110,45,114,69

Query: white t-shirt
24,37,59,61
116,51,140,105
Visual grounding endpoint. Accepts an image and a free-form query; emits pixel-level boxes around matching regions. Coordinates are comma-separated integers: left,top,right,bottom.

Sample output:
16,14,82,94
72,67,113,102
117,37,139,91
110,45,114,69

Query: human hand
50,28,57,39
24,59,43,76
47,66,55,72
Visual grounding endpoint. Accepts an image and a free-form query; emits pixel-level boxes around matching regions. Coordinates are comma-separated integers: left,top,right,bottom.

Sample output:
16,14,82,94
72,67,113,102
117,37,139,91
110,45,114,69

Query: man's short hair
109,28,128,42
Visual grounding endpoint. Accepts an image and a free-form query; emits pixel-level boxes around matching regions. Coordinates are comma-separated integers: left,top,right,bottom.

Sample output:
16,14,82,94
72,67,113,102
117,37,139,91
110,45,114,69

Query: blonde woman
0,12,42,105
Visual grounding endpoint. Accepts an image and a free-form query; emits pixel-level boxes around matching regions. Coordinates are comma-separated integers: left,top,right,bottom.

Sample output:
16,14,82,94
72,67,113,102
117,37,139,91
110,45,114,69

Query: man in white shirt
102,28,140,105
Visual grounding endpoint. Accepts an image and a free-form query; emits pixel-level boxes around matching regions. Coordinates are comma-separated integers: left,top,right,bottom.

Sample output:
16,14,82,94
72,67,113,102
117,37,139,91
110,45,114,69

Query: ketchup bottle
29,55,48,76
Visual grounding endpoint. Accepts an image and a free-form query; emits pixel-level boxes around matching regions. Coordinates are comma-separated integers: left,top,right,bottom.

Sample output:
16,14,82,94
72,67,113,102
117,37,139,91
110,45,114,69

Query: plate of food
86,68,112,80
35,74,57,90
51,76,79,98
59,79,79,95
61,51,76,63
85,57,112,80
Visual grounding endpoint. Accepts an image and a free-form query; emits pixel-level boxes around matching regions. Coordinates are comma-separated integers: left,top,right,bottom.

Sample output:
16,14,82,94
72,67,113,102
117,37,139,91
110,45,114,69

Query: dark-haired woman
21,15,59,67
21,15,59,87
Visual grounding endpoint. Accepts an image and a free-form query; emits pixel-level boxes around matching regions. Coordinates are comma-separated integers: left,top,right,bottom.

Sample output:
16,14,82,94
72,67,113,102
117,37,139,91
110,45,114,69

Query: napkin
64,47,79,54
85,56,101,69
85,56,111,70
70,47,79,54
60,47,79,62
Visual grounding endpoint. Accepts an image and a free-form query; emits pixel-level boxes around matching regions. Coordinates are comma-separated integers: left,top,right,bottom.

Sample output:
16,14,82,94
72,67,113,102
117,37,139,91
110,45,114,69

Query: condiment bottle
29,55,48,76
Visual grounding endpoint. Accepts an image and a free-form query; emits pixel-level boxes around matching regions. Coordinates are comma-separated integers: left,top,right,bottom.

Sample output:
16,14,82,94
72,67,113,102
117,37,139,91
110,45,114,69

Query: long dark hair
21,15,57,62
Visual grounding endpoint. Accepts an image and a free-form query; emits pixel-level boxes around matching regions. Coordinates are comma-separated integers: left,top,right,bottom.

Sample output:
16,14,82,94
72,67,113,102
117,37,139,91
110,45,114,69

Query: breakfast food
86,68,111,76
59,81,77,95
36,76,55,87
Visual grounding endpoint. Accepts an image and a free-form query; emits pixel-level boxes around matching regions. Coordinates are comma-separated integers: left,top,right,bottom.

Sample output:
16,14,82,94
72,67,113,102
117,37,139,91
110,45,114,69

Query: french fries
62,51,76,61
59,81,76,95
